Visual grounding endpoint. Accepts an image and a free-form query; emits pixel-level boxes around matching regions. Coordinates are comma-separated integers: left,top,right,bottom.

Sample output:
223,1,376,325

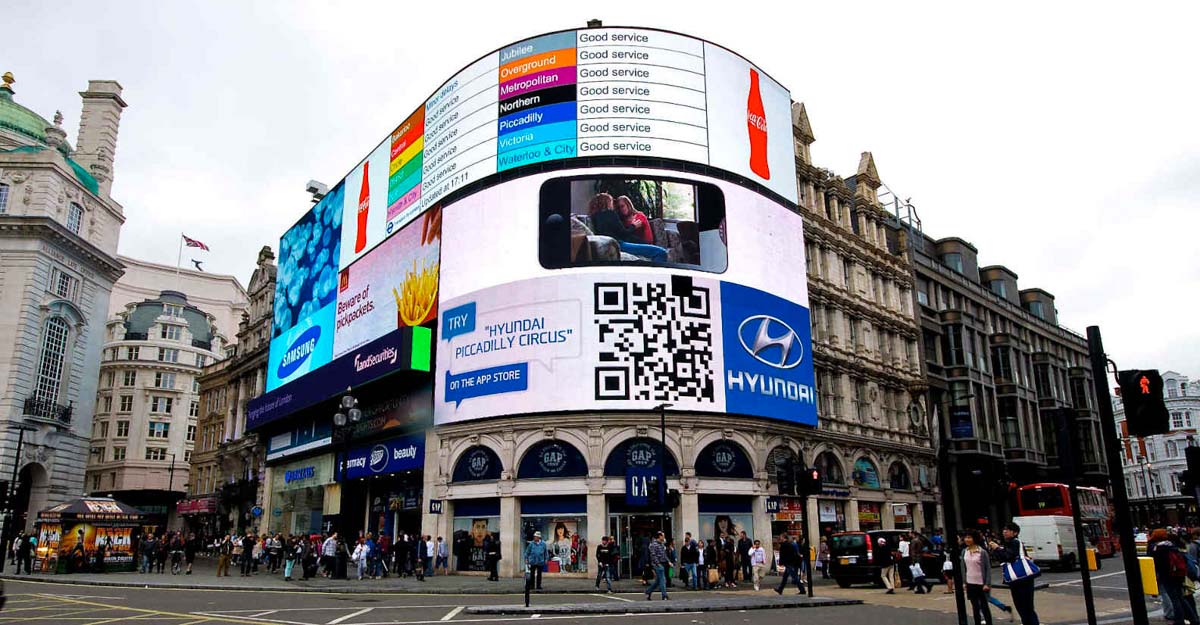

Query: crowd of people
204,529,453,582
1148,526,1200,625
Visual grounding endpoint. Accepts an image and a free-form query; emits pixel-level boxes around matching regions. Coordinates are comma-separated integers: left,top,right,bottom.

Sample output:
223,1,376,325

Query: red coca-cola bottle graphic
747,69,770,180
355,161,370,253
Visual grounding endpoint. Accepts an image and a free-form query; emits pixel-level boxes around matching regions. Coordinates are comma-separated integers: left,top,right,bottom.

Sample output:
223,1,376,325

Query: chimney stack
75,80,127,198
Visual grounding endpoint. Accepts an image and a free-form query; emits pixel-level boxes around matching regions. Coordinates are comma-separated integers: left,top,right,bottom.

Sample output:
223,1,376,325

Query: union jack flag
182,234,209,251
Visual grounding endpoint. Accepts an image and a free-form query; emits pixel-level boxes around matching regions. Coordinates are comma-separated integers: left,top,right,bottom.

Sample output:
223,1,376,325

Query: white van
1014,515,1079,570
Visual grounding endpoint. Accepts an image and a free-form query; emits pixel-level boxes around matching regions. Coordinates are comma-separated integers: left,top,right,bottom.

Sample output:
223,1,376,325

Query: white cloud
6,0,1198,373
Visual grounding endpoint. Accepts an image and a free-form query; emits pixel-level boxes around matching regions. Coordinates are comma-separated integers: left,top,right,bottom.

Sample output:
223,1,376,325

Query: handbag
707,567,720,584
1001,540,1041,583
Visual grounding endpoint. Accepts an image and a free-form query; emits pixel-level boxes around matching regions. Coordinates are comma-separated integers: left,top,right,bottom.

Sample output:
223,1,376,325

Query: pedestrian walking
525,531,548,591
1151,528,1198,625
720,533,737,588
960,530,993,625
737,531,753,582
140,534,157,574
240,530,256,577
283,537,298,581
909,559,934,594
156,534,169,573
774,533,804,595
595,535,614,592
216,533,232,576
701,539,716,590
749,539,767,591
15,533,32,575
943,549,956,594
644,531,669,601
485,532,501,581
352,537,368,580
818,536,831,578
875,537,897,593
682,535,699,590
184,532,199,575
424,535,436,577
321,532,338,577
170,534,183,574
666,539,677,588
990,522,1043,625
436,536,449,576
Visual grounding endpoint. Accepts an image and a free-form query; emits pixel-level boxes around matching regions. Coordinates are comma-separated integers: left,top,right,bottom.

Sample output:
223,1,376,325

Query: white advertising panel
435,166,814,426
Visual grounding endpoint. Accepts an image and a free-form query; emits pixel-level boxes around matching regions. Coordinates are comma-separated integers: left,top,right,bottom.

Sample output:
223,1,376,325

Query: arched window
517,440,588,479
0,182,9,213
451,445,503,483
815,451,844,485
695,440,754,478
35,317,69,404
67,202,84,234
888,462,912,491
852,457,881,489
603,437,679,477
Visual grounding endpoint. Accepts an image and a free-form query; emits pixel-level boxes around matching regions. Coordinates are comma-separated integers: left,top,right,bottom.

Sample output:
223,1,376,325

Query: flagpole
176,233,183,278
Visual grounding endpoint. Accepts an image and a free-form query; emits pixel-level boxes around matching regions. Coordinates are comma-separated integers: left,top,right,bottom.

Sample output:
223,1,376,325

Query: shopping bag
1001,541,1041,583
708,568,720,585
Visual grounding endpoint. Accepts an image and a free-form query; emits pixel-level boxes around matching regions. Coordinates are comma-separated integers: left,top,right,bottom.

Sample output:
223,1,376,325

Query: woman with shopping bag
989,522,1041,625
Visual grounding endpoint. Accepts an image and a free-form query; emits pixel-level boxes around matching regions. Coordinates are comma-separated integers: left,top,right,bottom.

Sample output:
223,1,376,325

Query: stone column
260,465,275,534
806,497,820,547
846,499,860,531
680,490,700,538
500,495,518,578
753,495,773,565
883,493,896,530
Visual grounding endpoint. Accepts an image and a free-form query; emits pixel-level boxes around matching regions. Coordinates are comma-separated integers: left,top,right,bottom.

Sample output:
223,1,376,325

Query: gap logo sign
719,282,817,425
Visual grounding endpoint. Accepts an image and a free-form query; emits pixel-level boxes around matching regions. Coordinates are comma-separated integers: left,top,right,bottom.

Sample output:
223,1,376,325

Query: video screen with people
538,175,728,272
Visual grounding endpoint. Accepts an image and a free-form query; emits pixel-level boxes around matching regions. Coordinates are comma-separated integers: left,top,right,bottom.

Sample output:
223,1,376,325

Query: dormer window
941,253,963,273
989,279,1007,298
1026,300,1045,320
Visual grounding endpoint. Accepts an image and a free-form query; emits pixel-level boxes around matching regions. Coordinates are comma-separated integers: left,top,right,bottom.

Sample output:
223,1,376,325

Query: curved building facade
248,25,939,578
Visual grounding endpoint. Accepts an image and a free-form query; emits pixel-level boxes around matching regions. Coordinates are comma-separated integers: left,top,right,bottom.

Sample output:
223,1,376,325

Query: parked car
827,530,941,588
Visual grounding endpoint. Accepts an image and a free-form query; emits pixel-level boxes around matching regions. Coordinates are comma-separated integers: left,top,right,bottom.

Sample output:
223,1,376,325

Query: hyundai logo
737,315,803,369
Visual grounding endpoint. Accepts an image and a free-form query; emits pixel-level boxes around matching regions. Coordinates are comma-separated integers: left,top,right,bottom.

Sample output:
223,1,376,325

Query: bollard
1139,557,1158,596
1086,548,1099,571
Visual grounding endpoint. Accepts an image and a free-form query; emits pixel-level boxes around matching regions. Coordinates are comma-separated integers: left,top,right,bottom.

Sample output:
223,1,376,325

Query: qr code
593,278,715,403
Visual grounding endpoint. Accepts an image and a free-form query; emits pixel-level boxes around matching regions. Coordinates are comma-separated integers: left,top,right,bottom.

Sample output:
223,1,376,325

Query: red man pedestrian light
1119,369,1169,437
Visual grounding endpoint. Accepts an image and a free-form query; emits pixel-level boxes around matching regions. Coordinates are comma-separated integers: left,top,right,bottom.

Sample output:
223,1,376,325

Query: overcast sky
7,1,1198,375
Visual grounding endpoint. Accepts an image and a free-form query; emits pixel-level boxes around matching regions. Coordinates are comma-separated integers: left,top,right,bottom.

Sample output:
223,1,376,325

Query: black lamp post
0,424,37,574
654,403,673,535
332,391,361,537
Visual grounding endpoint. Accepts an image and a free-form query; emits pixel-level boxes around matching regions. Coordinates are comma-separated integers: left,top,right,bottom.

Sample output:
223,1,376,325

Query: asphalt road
0,579,947,625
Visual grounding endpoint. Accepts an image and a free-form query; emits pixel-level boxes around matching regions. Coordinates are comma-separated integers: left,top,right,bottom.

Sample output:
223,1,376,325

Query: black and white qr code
593,278,715,403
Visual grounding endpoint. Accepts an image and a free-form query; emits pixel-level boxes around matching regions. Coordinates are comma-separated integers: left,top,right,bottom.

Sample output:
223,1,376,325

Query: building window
163,303,184,318
1172,412,1186,429
99,421,109,438
118,395,133,413
161,325,183,341
941,253,963,273
0,182,8,213
1168,440,1179,457
187,424,196,442
1168,386,1178,399
34,317,70,404
67,202,84,234
90,474,101,491
184,450,192,462
192,379,200,394
150,396,174,414
91,446,104,461
122,370,136,386
50,267,81,302
116,420,129,437
1027,300,1045,320
189,401,199,417
102,395,112,413
989,279,1007,298
145,447,167,461
126,346,140,360
154,372,176,389
158,348,179,363
195,353,207,367
842,258,853,288
148,421,170,439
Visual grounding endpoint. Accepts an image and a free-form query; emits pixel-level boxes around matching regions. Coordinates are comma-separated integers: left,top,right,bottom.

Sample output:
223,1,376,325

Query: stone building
898,209,1106,529
84,262,246,529
792,103,940,536
189,246,275,537
0,73,127,531
1116,371,1200,527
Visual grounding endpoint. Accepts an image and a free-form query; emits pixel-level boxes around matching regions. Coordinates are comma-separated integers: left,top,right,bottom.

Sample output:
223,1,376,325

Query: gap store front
250,25,826,576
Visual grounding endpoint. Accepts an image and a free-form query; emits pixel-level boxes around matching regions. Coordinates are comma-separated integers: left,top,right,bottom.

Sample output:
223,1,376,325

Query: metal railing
23,396,72,425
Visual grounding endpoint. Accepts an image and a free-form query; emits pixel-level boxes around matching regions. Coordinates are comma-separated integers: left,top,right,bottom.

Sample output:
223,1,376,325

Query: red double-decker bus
1015,483,1119,556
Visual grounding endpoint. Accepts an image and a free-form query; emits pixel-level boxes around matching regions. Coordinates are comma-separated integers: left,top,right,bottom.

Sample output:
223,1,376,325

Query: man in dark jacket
774,533,804,594
484,532,501,581
701,539,717,590
990,522,1043,625
595,536,614,592
737,531,753,583
681,534,699,589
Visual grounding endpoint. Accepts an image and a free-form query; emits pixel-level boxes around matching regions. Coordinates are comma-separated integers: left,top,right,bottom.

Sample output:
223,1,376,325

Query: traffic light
1182,447,1200,500
666,489,681,509
1119,369,1169,437
775,456,796,496
798,467,823,496
647,476,661,507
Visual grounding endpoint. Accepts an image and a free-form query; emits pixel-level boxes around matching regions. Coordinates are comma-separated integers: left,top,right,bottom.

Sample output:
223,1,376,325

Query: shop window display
452,516,499,572
521,517,588,573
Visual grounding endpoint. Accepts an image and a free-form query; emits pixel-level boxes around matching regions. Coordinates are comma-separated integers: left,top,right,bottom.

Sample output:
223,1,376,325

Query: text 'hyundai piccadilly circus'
247,25,816,578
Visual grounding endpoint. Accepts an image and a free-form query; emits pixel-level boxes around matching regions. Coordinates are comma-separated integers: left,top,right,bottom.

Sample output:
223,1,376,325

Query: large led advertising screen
266,26,799,401
434,166,815,426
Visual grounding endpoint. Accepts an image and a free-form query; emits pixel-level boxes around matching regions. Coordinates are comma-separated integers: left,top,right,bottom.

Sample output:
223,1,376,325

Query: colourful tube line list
388,107,425,226
496,31,578,171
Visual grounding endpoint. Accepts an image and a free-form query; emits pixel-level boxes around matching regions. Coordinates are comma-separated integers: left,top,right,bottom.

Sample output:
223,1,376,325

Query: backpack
1168,549,1189,579
1184,551,1200,582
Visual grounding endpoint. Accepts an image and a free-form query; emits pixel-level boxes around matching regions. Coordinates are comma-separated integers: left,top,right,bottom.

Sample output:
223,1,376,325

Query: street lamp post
332,391,362,538
0,424,36,575
654,403,673,536
1143,462,1158,526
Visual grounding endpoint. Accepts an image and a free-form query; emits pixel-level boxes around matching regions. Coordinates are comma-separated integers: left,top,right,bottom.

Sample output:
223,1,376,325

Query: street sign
766,496,780,514
429,499,444,515
251,506,263,517
626,468,654,506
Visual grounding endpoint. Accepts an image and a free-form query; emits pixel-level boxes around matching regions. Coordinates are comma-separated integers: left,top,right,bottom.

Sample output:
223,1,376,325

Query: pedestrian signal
1119,370,1169,437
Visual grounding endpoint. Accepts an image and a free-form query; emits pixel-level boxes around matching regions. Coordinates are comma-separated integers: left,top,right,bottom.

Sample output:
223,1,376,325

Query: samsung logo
277,326,321,379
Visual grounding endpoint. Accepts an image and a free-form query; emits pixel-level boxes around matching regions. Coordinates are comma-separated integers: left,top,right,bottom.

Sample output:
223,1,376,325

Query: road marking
35,593,273,625
1050,570,1125,586
441,606,465,621
190,614,313,625
329,607,375,625
354,613,703,625
250,611,280,618
590,593,634,603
